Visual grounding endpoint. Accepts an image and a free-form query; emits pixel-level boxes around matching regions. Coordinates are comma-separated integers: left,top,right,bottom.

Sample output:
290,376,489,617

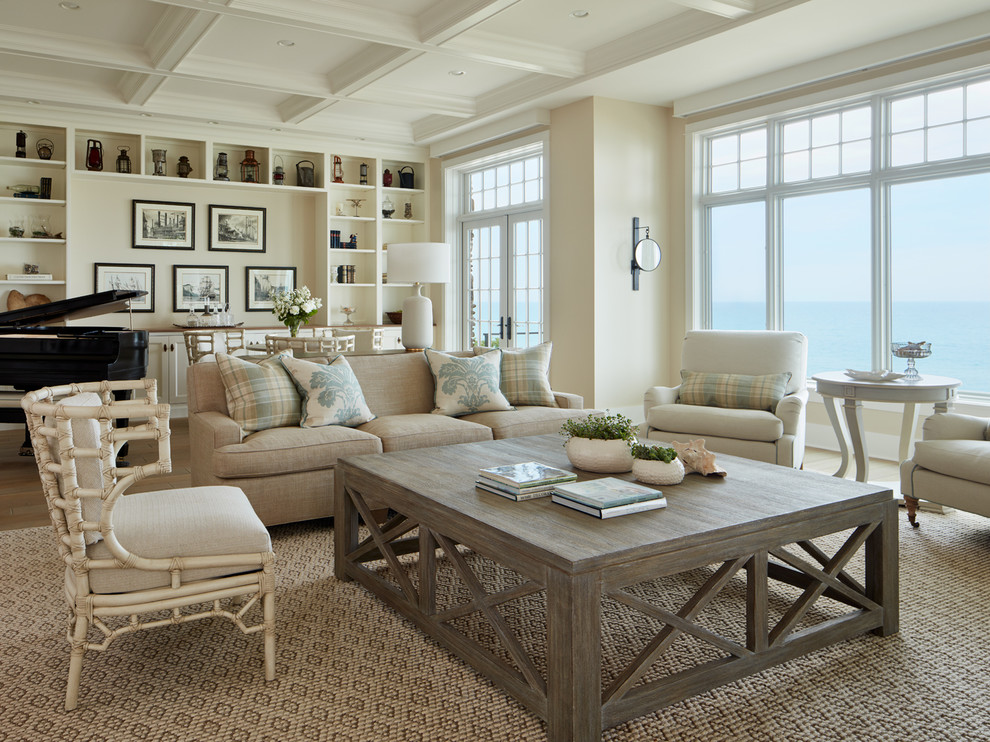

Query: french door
462,210,544,348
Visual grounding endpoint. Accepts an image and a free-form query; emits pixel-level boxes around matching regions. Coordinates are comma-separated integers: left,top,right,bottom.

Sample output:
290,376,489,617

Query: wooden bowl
386,311,403,325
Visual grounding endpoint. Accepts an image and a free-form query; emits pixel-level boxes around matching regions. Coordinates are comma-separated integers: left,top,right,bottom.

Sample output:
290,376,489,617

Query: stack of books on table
551,477,666,518
476,461,577,501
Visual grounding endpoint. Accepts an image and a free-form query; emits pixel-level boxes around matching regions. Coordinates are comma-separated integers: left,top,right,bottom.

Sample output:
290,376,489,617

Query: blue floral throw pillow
279,354,375,428
425,349,513,417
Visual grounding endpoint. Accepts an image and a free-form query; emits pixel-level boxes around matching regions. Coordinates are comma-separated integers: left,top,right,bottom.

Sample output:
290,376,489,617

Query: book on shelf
475,480,554,501
478,461,577,489
6,273,53,281
551,494,667,518
552,477,661,509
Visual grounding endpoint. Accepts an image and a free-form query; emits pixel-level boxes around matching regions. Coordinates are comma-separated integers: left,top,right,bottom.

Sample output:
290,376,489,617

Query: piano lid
0,289,148,327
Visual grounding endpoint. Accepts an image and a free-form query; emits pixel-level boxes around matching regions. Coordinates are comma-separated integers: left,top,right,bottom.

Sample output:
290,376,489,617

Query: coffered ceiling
2,0,990,148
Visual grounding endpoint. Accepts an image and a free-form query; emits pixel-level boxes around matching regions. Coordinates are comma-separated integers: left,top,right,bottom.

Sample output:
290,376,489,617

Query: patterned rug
0,509,987,742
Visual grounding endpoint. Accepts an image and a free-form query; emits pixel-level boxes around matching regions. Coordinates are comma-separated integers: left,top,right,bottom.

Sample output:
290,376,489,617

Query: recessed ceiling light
27,100,40,105
449,70,466,76
59,1,80,9
209,120,219,125
140,112,152,117
270,127,281,132
276,39,295,47
569,10,590,18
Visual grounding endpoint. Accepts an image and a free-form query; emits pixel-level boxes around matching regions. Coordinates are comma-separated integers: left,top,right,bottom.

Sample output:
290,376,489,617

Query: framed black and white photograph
209,204,266,252
94,262,155,312
172,264,229,312
245,266,296,311
132,199,195,250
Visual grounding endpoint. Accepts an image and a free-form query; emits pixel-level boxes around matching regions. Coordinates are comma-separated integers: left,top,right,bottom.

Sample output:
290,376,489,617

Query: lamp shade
387,242,451,285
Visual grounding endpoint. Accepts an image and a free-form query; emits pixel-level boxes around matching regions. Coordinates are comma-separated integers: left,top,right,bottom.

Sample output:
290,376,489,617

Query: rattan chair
183,328,248,363
21,379,275,710
265,334,354,354
371,328,385,350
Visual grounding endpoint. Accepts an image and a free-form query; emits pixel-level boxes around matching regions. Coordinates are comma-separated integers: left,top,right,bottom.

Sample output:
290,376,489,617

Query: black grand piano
0,289,149,454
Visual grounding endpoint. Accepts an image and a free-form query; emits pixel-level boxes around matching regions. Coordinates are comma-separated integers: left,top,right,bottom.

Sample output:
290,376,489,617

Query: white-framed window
695,69,990,395
445,137,547,349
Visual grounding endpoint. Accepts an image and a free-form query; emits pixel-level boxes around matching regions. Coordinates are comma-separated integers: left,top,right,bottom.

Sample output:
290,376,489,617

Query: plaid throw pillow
426,348,513,417
474,342,557,407
217,351,301,433
678,370,792,412
280,354,375,428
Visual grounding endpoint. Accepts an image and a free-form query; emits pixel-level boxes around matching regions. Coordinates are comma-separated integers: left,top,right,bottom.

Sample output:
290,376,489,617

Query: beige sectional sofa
187,351,590,525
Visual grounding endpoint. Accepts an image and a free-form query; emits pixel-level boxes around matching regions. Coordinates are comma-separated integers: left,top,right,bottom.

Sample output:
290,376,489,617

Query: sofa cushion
678,370,791,412
83,486,271,594
280,353,375,428
425,349,513,417
217,351,301,433
474,342,557,407
647,403,784,442
212,424,382,479
461,406,588,439
913,439,990,486
358,413,492,452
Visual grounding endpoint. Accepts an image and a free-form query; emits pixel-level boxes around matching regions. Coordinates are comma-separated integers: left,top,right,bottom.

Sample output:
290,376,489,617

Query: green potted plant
630,442,684,485
559,411,636,473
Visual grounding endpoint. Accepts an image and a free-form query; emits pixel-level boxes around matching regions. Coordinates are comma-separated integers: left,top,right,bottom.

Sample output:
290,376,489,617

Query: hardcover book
552,477,661,509
475,480,553,501
551,494,667,518
478,461,577,489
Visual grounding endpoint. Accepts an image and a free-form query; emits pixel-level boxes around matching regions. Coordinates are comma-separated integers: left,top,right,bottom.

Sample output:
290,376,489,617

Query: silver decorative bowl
891,342,931,380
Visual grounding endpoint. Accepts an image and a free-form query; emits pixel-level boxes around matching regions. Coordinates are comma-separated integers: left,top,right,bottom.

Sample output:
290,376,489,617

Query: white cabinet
148,332,188,413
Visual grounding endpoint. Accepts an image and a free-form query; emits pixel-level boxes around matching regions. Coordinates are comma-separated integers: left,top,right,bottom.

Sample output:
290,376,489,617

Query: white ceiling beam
350,86,476,118
277,95,338,125
418,0,522,44
118,71,169,106
666,0,757,19
146,6,220,70
327,46,424,97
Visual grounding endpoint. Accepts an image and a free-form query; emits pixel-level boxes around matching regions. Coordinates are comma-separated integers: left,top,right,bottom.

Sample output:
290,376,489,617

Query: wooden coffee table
334,435,898,742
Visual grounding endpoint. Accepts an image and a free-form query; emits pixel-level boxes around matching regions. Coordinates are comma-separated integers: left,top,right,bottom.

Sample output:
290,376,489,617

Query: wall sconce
631,216,661,290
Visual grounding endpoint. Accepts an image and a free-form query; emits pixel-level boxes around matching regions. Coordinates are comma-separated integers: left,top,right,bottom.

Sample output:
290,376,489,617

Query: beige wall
71,179,315,328
549,97,678,417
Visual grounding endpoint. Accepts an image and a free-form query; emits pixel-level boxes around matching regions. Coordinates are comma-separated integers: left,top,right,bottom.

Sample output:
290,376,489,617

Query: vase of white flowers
271,285,322,337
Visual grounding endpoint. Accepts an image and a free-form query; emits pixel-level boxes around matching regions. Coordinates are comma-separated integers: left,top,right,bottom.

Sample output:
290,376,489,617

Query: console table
812,371,961,483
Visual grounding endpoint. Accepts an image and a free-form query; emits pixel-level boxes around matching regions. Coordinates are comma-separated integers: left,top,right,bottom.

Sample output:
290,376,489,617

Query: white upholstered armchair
899,412,990,527
643,330,809,468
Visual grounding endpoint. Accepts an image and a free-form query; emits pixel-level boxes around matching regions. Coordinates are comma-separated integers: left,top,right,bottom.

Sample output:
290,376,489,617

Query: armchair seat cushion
83,486,271,594
213,425,382,479
913,440,990,486
647,403,784,442
358,413,492,452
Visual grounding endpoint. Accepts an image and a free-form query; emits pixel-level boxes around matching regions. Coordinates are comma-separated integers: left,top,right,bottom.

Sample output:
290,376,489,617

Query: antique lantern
215,152,229,181
115,146,131,174
360,162,368,185
332,155,343,183
151,148,167,176
15,130,26,158
272,155,285,185
36,138,54,160
86,139,103,171
241,149,260,183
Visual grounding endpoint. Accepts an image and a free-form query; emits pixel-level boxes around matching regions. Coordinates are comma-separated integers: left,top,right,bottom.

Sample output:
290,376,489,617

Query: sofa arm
923,412,989,442
775,388,808,436
189,410,242,486
644,385,679,420
553,391,584,409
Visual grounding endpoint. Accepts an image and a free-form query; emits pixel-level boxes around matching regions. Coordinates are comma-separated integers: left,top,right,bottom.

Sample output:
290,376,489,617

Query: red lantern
332,155,343,183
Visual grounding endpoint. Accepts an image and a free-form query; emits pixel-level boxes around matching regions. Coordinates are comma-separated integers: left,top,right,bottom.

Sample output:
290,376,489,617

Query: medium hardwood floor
0,420,901,532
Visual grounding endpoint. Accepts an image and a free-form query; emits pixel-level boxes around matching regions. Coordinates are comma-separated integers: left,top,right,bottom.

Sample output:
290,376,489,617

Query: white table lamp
386,242,450,351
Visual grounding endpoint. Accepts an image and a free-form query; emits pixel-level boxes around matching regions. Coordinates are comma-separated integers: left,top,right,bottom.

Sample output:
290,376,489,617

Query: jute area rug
1,509,988,742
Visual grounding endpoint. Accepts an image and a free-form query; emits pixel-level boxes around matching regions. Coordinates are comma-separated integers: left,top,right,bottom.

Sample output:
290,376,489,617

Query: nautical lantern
36,138,54,160
115,146,131,173
332,155,343,183
86,139,103,171
382,196,395,219
15,130,26,158
360,162,368,184
272,155,285,186
176,155,192,178
241,149,260,183
215,152,229,181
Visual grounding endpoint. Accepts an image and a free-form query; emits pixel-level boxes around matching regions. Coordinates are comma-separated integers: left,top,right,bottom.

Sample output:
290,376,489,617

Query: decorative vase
285,319,301,337
565,437,633,473
632,457,685,485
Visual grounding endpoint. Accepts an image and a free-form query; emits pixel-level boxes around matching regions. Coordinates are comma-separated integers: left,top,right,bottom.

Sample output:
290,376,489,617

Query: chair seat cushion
83,486,271,594
913,440,990,486
647,403,784,442
213,425,382,479
461,406,586,439
358,413,492,452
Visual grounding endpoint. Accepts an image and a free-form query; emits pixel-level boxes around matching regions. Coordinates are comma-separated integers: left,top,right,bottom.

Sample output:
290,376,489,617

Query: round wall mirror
634,238,662,272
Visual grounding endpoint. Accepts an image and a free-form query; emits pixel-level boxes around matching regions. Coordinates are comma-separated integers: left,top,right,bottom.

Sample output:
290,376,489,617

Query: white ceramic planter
565,437,634,473
632,457,685,485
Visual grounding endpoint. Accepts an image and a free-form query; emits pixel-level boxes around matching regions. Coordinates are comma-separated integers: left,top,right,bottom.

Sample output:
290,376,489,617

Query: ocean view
713,301,989,393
